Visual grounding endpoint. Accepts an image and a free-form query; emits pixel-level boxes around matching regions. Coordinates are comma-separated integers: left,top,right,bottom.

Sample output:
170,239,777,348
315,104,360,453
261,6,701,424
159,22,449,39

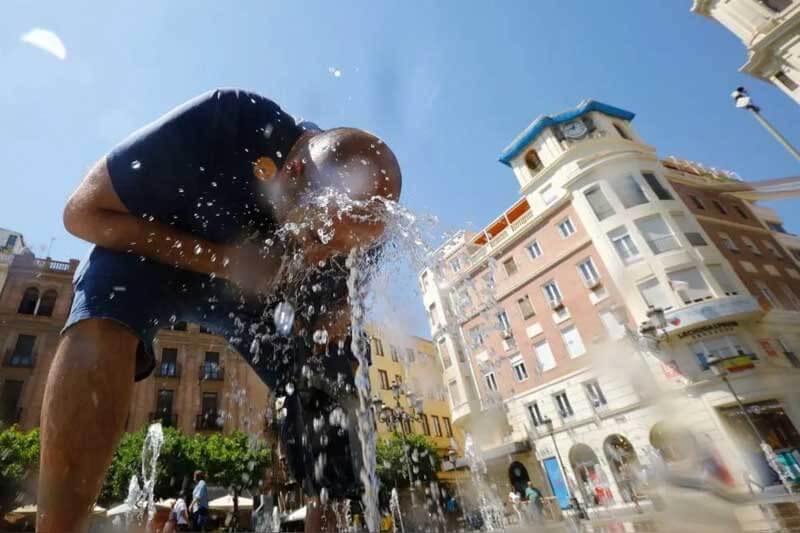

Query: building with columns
419,99,800,512
692,0,800,104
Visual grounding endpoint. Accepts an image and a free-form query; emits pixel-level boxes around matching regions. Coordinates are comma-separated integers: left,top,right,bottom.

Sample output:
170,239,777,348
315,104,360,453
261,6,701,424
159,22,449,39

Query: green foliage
376,432,441,495
98,428,271,505
0,426,40,515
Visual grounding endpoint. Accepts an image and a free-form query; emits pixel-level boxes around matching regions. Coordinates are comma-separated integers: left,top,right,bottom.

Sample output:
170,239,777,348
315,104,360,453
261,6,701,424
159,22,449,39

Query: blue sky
2,1,799,334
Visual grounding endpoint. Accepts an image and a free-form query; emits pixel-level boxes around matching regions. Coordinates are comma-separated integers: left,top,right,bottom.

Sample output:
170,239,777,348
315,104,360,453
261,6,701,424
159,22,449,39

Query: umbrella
285,505,307,522
7,504,105,518
208,494,254,511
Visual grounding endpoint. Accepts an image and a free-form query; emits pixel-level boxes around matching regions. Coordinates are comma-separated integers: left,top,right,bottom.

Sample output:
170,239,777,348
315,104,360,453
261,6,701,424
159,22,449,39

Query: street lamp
731,87,800,161
707,358,794,494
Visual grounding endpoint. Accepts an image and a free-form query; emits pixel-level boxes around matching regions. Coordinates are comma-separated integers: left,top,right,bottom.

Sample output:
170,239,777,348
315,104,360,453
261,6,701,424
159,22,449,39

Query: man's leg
37,319,139,532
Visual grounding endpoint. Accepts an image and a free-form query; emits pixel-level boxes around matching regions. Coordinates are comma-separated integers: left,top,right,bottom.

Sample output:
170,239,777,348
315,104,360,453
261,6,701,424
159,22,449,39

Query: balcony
199,364,224,381
3,351,35,368
149,412,178,428
644,235,680,255
196,412,224,431
156,363,181,378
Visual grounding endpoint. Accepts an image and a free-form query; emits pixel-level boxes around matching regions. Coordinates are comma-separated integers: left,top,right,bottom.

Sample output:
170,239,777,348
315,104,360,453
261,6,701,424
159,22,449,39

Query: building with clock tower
421,99,800,518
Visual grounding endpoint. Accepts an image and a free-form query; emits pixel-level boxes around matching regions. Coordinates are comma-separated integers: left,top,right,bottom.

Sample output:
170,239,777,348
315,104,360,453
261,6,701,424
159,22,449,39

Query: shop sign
719,355,756,373
664,295,760,335
758,339,779,357
676,321,738,340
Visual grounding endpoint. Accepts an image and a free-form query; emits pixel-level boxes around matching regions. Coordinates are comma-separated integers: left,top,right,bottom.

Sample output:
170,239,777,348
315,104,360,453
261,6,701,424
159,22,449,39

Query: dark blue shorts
64,246,274,382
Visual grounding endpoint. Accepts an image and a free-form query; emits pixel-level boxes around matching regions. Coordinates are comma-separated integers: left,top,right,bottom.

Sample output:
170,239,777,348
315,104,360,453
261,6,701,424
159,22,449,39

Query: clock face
563,120,588,139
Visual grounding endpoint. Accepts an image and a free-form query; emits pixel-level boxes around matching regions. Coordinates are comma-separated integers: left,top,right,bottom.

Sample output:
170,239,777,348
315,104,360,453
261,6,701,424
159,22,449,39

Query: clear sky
2,1,799,335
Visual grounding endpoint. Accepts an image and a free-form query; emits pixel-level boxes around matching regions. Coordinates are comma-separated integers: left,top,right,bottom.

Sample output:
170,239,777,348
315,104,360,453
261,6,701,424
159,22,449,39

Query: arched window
18,287,39,315
37,290,58,317
524,150,542,172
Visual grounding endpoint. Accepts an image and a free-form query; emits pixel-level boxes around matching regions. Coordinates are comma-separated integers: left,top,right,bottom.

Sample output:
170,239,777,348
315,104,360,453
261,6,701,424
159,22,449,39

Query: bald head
302,128,401,202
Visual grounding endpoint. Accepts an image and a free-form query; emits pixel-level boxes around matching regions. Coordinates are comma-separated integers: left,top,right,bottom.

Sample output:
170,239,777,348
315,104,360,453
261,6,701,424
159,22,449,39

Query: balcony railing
3,351,35,368
196,412,224,430
199,365,224,381
149,412,178,427
156,363,181,378
645,235,680,255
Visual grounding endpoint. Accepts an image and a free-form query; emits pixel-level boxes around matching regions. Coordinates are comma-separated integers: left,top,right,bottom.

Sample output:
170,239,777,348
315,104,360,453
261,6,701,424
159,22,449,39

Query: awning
208,494,254,511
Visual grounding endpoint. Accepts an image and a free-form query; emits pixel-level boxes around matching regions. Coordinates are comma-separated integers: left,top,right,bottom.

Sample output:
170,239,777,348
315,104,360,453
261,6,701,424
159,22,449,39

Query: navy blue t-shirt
107,89,305,244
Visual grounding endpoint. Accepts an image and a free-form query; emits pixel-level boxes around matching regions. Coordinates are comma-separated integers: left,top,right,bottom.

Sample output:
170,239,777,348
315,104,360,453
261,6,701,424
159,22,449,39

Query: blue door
543,457,570,509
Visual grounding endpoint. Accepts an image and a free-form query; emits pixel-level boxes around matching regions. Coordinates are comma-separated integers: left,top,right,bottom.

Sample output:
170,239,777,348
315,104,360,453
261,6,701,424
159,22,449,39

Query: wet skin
38,127,401,532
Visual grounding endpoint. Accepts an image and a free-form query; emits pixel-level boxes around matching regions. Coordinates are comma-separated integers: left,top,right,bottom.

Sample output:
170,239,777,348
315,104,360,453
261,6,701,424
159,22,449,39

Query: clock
562,120,588,140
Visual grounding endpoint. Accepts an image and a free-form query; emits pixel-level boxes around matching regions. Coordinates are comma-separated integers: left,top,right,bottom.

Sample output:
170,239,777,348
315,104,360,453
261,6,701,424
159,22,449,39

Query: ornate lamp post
731,87,800,161
372,380,425,505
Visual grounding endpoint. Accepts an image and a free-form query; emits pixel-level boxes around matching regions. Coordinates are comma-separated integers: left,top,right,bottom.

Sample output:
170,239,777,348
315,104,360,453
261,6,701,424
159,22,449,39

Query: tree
0,426,40,516
376,433,440,503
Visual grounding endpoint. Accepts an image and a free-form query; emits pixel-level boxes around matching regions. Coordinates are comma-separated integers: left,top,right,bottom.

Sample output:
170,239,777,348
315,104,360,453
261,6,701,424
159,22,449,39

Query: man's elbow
62,195,93,241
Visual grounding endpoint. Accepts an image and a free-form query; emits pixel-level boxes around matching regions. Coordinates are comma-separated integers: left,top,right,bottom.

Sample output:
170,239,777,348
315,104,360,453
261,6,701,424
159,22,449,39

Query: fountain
463,433,505,531
389,487,405,533
124,423,164,525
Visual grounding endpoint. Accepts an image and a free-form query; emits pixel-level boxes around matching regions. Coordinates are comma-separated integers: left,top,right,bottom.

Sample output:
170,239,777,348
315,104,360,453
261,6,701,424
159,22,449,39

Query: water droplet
131,160,141,170
194,244,203,255
312,284,322,293
263,124,274,138
177,187,184,194
222,256,230,267
199,166,205,172
313,329,329,345
285,382,295,395
320,487,329,506
211,181,217,187
274,302,295,336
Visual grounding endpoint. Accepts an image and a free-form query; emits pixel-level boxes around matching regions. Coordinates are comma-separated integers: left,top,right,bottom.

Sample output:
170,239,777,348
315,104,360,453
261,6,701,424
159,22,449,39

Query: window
719,233,739,253
405,348,415,363
36,290,57,317
456,345,466,363
584,186,616,221
689,195,705,210
534,340,556,372
668,267,712,304
527,402,546,427
780,284,800,310
443,417,454,437
448,380,461,405
707,265,739,296
497,311,511,332
763,240,784,259
760,0,791,14
420,414,431,436
201,392,218,415
557,217,576,238
525,149,542,172
0,380,23,424
613,123,631,140
432,415,443,437
691,335,753,370
373,338,385,357
712,201,728,215
18,287,39,315
755,281,780,309
390,345,400,362
468,326,485,348
608,226,640,263
156,389,175,415
420,272,430,292
7,334,36,367
542,281,563,306
636,215,679,254
732,205,750,219
427,303,439,327
503,257,518,277
402,418,413,434
612,176,649,208
159,348,178,377
769,222,788,234
202,352,221,380
517,295,535,319
561,325,586,358
455,287,473,309
527,240,543,259
577,258,600,286
638,278,672,311
512,358,529,382
5,234,18,248
540,184,557,205
741,237,762,255
775,70,798,90
395,375,403,387
553,392,574,418
378,370,390,389
484,372,499,392
584,380,607,409
642,172,673,200
449,257,461,273
671,213,706,246
600,310,626,340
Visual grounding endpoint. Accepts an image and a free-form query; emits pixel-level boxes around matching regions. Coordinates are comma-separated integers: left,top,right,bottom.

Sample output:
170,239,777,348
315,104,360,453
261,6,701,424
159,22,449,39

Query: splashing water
125,423,164,524
463,433,505,531
389,487,404,533
273,301,295,336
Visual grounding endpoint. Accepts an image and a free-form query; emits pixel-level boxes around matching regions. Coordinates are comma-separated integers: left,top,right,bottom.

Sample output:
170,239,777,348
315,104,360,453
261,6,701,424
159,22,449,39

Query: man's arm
64,158,277,289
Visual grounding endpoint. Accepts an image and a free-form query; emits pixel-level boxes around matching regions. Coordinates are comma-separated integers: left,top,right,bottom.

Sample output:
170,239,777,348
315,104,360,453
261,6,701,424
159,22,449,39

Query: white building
692,0,800,104
0,228,26,295
421,99,800,514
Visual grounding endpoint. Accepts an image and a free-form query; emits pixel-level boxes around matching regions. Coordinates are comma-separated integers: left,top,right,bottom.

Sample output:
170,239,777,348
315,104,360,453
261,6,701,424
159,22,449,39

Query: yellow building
366,326,464,466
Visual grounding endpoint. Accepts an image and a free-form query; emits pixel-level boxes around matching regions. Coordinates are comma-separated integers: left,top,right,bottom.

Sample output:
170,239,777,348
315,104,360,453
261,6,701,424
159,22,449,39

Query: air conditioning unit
582,276,602,290
548,298,564,310
500,328,513,339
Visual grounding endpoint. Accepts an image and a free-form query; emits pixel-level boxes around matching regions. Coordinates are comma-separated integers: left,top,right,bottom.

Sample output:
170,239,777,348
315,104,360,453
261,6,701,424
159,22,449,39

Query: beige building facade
420,99,800,511
692,0,800,104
